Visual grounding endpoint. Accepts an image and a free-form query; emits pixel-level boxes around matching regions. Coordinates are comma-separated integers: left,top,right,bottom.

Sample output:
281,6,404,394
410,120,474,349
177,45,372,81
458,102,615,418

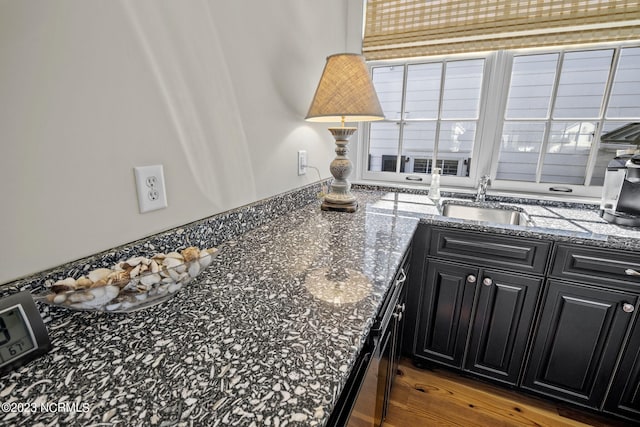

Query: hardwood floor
384,358,631,427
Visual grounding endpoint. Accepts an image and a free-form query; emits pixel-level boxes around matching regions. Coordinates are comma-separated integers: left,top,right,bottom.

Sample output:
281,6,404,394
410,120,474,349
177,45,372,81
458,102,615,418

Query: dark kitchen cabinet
428,227,550,274
410,226,547,385
406,227,640,423
413,259,541,385
380,251,410,422
522,279,638,409
465,269,542,385
414,259,476,369
388,267,408,400
605,316,640,421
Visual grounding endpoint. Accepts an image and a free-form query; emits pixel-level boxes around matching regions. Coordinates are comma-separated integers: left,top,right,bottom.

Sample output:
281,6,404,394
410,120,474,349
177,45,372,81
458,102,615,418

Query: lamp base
321,199,358,213
321,126,358,213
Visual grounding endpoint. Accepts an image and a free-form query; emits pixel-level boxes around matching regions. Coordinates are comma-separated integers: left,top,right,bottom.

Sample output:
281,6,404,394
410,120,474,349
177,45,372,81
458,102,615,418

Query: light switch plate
134,165,168,213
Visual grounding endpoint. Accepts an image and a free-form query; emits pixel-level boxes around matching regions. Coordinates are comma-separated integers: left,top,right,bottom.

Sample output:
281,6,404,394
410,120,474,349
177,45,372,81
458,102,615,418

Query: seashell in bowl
36,246,219,313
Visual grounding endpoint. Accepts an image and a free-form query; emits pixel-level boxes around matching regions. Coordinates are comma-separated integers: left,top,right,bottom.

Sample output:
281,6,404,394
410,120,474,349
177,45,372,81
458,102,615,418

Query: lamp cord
307,165,329,198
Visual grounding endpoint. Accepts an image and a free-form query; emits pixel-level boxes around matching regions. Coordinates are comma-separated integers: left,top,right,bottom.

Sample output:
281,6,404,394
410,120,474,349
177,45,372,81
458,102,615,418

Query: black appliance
600,153,640,227
327,257,408,427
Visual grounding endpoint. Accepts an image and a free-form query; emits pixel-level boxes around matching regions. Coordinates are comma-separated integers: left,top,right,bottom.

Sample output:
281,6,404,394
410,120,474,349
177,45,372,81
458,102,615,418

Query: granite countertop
374,192,640,252
0,191,420,426
2,188,639,426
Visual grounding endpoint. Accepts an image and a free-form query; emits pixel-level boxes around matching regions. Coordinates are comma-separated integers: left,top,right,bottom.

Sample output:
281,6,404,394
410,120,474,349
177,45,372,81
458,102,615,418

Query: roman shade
363,0,640,60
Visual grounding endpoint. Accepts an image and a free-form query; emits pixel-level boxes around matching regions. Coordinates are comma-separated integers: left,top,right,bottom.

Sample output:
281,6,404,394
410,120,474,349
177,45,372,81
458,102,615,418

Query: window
498,49,615,186
367,58,484,179
361,43,640,197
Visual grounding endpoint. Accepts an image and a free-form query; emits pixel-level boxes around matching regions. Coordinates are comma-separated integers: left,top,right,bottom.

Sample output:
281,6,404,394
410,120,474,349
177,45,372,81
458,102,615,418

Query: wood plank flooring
384,358,631,427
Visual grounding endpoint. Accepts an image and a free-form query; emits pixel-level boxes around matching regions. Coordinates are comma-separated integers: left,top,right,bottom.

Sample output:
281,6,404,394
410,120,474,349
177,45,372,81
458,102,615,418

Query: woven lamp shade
306,53,384,123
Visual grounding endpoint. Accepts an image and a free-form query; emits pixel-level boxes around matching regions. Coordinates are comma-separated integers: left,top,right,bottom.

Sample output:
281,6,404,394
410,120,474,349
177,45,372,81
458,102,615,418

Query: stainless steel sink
441,203,534,226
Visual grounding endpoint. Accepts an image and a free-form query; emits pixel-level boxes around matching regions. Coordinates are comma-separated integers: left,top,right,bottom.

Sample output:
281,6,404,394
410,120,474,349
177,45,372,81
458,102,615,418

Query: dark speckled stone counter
0,190,420,426
403,194,640,251
2,187,640,426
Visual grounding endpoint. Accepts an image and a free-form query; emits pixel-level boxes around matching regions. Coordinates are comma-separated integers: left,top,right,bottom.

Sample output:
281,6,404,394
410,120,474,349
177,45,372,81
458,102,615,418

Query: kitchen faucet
475,175,491,202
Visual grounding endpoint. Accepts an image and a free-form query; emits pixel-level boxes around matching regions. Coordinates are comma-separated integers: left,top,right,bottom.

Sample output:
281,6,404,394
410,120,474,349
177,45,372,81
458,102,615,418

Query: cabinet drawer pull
395,268,407,287
482,277,493,287
623,303,635,313
625,268,640,277
467,275,477,284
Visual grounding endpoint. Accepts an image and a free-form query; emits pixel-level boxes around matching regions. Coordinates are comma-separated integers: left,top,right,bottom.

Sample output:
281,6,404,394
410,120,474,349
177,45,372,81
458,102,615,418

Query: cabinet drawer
551,244,640,290
428,228,551,274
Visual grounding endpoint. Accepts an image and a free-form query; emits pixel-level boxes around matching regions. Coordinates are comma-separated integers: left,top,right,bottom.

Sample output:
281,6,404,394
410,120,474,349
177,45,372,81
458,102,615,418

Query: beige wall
0,0,360,284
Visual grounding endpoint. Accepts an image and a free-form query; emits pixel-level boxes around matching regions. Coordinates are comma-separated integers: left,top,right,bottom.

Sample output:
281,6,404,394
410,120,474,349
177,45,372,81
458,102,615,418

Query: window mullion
395,64,409,173
432,61,447,168
584,47,621,186
536,50,565,183
485,51,512,182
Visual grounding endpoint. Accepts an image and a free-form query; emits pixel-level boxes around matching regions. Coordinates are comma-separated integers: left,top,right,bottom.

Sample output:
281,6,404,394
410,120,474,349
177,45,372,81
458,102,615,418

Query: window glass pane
591,146,615,187
400,122,437,174
607,47,640,118
505,53,558,119
429,158,469,176
436,121,475,177
372,66,404,121
441,59,484,119
592,121,639,185
368,122,400,172
541,121,596,184
413,158,430,173
366,44,640,191
553,50,613,119
405,63,442,119
496,122,545,182
435,159,462,176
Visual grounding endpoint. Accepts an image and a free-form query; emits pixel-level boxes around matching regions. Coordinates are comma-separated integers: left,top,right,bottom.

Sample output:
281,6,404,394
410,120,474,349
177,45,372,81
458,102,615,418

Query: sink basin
441,203,534,226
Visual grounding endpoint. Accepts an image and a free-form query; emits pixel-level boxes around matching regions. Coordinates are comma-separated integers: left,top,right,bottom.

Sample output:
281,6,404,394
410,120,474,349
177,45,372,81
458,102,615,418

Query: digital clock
0,291,50,376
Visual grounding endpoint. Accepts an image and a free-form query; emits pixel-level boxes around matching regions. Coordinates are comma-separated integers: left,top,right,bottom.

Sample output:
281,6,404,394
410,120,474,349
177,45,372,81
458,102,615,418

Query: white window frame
358,51,497,190
355,41,640,199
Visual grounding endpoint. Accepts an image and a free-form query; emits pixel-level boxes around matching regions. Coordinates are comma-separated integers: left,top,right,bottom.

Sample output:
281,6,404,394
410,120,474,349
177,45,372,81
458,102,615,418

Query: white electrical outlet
298,150,307,176
134,165,168,213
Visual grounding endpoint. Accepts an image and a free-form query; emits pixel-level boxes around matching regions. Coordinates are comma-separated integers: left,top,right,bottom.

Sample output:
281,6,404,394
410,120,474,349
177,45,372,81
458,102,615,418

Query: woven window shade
363,0,640,60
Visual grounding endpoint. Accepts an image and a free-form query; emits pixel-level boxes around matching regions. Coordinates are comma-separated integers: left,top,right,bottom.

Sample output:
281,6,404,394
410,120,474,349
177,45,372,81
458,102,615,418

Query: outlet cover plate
298,150,307,176
134,165,168,213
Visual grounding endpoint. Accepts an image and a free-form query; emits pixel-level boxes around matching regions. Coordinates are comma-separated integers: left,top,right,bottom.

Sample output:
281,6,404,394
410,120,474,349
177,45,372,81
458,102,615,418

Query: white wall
0,0,360,284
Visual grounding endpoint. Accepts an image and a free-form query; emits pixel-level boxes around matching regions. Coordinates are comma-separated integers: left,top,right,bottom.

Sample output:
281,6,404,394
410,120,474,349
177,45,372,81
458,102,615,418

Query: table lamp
306,53,384,212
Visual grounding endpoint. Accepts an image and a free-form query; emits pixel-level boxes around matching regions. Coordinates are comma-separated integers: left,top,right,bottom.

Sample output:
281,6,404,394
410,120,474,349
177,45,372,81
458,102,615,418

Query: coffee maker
600,153,640,227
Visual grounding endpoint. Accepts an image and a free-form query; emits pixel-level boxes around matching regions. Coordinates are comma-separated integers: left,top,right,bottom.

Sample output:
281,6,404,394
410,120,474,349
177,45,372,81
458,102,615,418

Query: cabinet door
605,315,640,421
415,260,477,368
390,273,407,389
523,280,638,409
404,224,429,357
374,328,392,427
465,270,542,385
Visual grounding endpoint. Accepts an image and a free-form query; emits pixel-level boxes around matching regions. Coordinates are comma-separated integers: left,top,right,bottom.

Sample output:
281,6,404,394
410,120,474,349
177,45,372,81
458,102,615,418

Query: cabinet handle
395,303,406,314
467,275,477,284
396,268,407,287
623,303,635,313
393,312,403,321
625,269,640,277
482,277,493,287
